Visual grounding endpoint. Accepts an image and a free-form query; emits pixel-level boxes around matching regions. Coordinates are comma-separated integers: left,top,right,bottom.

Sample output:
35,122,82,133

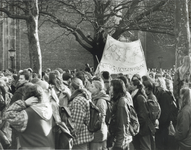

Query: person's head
49,72,63,91
180,87,191,109
143,80,154,95
165,78,173,93
131,74,141,82
131,78,143,91
70,77,84,93
110,79,126,102
24,84,45,103
75,71,86,85
18,70,30,82
62,72,72,81
155,77,167,90
101,71,110,81
117,75,130,91
86,80,104,95
17,70,30,87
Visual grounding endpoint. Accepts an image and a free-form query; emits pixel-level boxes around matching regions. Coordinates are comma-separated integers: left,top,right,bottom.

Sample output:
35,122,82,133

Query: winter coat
132,90,154,136
4,100,55,149
175,104,191,149
68,89,94,145
154,88,172,129
110,96,131,149
91,90,109,142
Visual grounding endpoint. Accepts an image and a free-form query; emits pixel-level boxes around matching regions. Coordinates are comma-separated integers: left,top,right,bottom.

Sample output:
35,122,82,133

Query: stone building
0,15,176,73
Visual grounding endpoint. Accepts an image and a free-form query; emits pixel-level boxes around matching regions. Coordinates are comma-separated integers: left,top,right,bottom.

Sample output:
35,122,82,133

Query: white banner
95,35,147,78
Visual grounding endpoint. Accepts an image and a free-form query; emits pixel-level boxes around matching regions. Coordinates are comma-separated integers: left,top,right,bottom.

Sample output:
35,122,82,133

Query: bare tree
0,0,42,75
175,0,191,67
40,0,175,66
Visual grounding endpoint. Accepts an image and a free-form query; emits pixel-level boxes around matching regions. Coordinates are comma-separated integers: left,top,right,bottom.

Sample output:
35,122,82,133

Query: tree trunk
175,0,191,67
26,0,42,77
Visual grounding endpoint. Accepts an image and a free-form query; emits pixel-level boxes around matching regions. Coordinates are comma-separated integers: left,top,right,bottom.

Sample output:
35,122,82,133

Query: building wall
1,19,176,72
19,21,94,71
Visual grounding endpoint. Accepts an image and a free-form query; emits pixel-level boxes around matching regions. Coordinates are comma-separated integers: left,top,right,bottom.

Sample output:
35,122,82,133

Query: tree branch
0,8,28,20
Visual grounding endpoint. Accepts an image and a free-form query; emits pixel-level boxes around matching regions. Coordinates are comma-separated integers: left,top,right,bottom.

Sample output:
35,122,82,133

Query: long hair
49,72,64,92
111,79,126,102
180,87,191,109
156,77,167,91
131,79,147,98
179,56,191,80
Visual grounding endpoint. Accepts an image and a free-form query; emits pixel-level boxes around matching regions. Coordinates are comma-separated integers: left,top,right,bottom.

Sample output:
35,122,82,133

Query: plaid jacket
69,94,94,145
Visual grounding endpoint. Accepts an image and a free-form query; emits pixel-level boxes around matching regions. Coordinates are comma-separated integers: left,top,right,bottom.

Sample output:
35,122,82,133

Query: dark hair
19,70,30,81
111,79,126,102
117,75,130,90
131,79,143,89
49,72,63,91
75,71,86,85
23,84,43,103
102,71,110,80
143,80,153,91
62,72,72,81
132,74,141,81
131,79,147,98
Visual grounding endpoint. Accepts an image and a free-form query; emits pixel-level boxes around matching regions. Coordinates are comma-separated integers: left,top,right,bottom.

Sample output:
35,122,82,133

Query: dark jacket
19,106,55,149
154,88,172,129
132,90,154,136
110,97,131,149
175,104,191,149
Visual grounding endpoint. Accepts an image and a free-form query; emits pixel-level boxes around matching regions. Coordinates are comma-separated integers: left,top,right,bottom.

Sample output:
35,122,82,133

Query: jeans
89,140,107,150
73,143,89,150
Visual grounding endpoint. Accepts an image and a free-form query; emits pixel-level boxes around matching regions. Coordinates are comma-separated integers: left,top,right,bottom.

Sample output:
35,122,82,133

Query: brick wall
19,21,94,72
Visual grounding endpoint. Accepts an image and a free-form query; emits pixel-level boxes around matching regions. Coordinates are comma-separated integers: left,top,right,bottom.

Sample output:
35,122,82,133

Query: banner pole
95,55,99,64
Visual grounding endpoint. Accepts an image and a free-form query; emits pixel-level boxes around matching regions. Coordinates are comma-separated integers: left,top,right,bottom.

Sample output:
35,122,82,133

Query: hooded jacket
91,90,109,142
4,100,55,149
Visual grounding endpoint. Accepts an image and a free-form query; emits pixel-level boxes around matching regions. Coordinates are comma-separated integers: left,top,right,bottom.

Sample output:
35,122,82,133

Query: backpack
104,99,112,125
127,104,140,136
146,98,161,122
59,106,74,133
87,101,102,133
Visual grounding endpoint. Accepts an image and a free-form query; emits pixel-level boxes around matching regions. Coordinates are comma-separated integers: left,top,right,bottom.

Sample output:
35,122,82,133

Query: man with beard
9,69,31,149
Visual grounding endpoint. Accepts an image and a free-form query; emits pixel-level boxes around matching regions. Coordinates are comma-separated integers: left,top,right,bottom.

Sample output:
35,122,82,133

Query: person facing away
109,79,131,150
68,77,94,150
86,79,109,150
4,83,55,150
175,87,191,150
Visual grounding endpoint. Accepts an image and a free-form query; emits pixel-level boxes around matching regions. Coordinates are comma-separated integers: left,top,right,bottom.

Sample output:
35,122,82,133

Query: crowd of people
0,62,190,150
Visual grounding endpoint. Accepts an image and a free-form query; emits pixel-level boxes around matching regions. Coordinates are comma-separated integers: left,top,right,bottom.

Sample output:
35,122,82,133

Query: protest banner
95,35,147,78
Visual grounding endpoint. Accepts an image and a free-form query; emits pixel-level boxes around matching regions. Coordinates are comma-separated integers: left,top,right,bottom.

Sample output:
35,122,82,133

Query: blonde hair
157,77,167,91
92,80,104,91
180,87,191,108
165,79,173,93
179,56,191,80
